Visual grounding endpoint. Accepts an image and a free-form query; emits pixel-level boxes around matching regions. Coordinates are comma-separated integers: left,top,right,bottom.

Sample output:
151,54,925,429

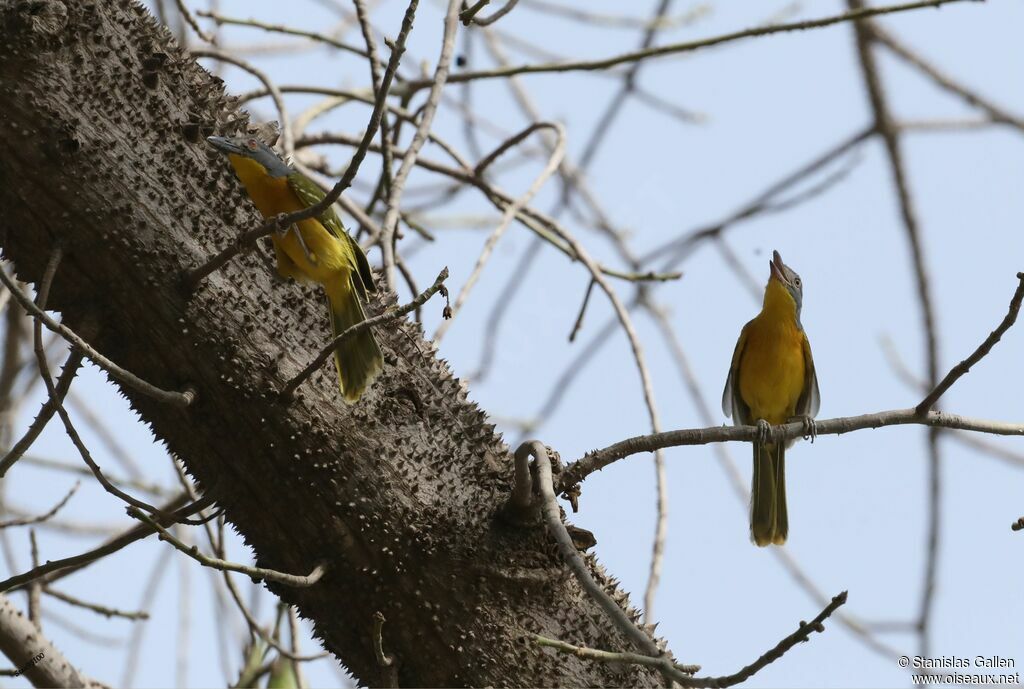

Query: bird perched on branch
207,135,383,403
723,250,819,546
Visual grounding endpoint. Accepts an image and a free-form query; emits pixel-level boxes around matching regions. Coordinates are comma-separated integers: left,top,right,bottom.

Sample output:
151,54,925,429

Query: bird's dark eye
795,277,801,287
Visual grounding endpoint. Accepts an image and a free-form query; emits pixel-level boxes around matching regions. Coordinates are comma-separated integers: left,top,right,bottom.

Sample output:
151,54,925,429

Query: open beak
769,249,786,283
206,136,245,155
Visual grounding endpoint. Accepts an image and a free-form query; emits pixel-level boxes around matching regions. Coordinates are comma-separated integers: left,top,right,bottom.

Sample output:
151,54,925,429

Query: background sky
4,0,1023,687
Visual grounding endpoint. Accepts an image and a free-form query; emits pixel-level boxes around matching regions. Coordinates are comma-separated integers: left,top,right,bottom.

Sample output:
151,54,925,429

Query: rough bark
0,1,663,686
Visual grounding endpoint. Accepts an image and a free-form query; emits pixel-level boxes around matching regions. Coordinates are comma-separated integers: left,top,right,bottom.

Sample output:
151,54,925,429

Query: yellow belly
228,155,351,285
273,218,351,284
738,317,806,424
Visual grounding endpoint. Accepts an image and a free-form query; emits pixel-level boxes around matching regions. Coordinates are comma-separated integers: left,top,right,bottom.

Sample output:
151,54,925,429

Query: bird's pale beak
770,250,786,283
206,136,244,155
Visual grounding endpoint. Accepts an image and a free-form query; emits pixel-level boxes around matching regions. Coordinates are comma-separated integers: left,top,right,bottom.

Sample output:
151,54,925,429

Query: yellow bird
208,135,383,403
723,250,819,546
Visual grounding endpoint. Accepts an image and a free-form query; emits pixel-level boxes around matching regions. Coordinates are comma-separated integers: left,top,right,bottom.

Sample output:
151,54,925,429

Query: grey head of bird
768,249,804,318
207,135,292,178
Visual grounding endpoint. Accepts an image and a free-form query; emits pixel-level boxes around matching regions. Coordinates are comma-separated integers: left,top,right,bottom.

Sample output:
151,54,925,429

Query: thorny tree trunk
0,1,664,686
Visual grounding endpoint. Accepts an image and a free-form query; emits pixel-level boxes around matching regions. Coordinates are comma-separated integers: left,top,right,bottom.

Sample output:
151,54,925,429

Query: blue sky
4,1,1022,687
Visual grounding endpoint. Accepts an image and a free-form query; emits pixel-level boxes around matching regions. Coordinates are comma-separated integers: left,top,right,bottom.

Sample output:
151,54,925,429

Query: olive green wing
287,173,377,294
796,331,820,418
722,322,752,425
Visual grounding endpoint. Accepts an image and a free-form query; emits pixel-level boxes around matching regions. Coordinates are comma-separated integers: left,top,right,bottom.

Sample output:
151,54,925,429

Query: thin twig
126,506,326,587
379,0,461,291
66,391,145,481
196,11,368,57
463,0,519,26
0,482,78,529
299,131,682,283
219,558,330,662
470,238,543,381
534,635,697,683
43,588,150,621
173,0,214,42
869,22,1024,133
520,0,710,30
0,493,207,593
644,127,873,267
570,0,684,190
433,123,564,342
27,530,40,630
120,547,173,687
560,408,1024,492
30,246,181,521
287,607,308,689
372,612,394,666
400,0,974,91
537,591,847,688
372,611,398,686
19,454,172,497
0,351,82,478
352,0,397,231
568,278,595,342
917,272,1024,413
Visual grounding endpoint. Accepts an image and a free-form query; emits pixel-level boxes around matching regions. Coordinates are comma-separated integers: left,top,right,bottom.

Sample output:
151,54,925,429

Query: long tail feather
751,442,788,546
773,444,788,545
325,276,383,404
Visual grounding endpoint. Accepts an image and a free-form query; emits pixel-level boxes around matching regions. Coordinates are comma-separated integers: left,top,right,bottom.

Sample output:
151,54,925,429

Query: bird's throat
761,278,798,324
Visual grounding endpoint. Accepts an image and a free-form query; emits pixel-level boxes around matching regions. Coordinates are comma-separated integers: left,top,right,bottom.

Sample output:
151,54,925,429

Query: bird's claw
788,415,818,443
755,419,772,445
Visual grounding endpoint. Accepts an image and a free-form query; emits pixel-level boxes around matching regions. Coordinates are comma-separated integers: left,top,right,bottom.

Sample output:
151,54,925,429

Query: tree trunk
0,1,662,685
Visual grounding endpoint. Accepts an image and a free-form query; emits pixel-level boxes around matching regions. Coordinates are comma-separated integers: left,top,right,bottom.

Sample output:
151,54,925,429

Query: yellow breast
737,279,807,424
738,321,805,424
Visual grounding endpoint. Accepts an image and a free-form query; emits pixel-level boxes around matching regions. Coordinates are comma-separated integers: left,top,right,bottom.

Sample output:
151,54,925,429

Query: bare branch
535,635,697,682
0,482,78,529
28,248,184,520
43,588,150,621
560,408,1024,492
379,0,461,291
536,592,847,688
400,0,975,91
172,0,214,43
849,3,943,655
520,0,710,30
461,0,519,26
0,593,107,687
917,273,1024,413
518,441,662,657
869,22,1024,133
299,131,681,283
196,11,369,58
0,494,208,593
433,123,564,341
126,507,327,588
